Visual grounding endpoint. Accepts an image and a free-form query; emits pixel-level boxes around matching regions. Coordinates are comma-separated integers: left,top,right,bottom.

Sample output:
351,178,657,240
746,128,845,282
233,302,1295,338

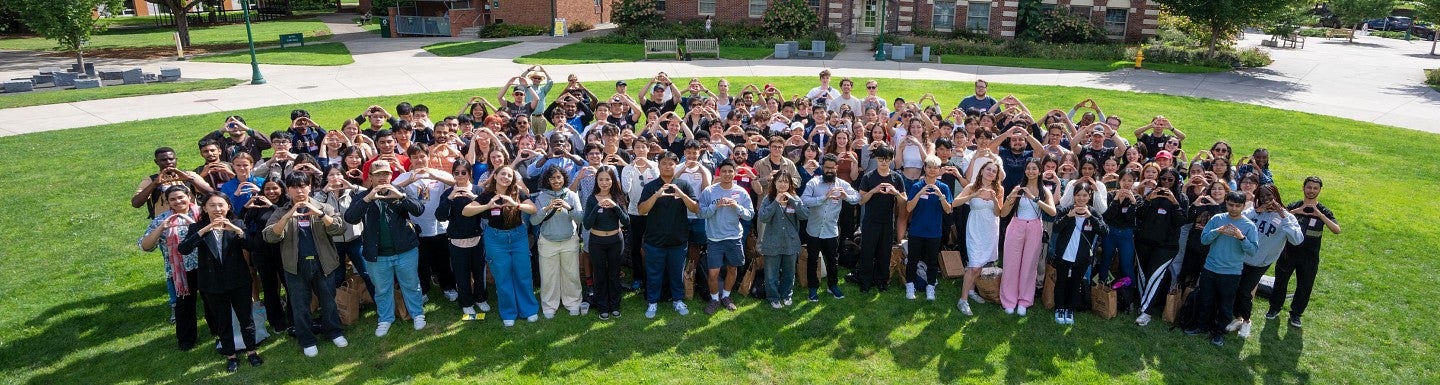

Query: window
1069,5,1091,19
698,0,715,15
808,0,821,9
1105,8,1127,36
655,0,666,11
933,1,955,30
749,0,767,17
966,2,990,32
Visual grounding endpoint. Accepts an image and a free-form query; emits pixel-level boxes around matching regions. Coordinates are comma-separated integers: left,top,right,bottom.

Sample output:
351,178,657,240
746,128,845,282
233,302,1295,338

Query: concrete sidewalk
1,30,1437,137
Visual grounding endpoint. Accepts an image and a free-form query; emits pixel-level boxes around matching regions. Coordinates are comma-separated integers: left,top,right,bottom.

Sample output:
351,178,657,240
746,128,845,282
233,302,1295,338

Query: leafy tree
762,0,820,39
1015,0,1045,40
1412,0,1439,53
1328,0,1396,42
1153,0,1297,57
611,0,661,28
145,0,224,48
11,0,123,68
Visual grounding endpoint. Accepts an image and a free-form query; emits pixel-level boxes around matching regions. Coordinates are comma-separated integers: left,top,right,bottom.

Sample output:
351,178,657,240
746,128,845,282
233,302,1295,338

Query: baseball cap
370,160,392,174
790,122,805,130
1155,150,1174,160
512,87,524,94
615,80,627,86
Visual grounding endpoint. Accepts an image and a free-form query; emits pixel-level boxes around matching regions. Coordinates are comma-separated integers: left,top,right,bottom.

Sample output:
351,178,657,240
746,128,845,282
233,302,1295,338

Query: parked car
1363,16,1413,31
1412,22,1437,41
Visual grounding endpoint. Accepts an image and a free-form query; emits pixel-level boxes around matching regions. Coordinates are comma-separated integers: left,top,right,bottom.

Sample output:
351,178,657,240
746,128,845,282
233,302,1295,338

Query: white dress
966,197,1001,268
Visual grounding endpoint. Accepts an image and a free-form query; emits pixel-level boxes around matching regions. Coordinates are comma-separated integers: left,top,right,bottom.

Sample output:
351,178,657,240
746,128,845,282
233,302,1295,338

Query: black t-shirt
606,113,637,131
1137,133,1173,159
1287,201,1335,252
475,191,524,230
998,148,1033,190
639,178,694,247
858,170,906,224
1079,146,1116,166
641,99,678,116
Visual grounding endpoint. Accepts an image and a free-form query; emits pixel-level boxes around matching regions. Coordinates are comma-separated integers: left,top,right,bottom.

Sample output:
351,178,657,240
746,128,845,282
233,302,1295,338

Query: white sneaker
543,312,555,319
968,291,986,304
771,301,783,309
645,303,658,319
527,314,539,322
568,308,579,316
1004,307,1015,315
1135,313,1152,326
1238,320,1252,338
413,315,427,330
1225,318,1244,333
503,319,515,327
905,283,916,300
443,290,458,302
332,336,349,348
477,301,491,312
1017,307,1027,317
674,301,690,315
957,300,973,316
302,345,318,357
375,322,392,337
925,285,936,301
462,306,476,316
579,302,590,315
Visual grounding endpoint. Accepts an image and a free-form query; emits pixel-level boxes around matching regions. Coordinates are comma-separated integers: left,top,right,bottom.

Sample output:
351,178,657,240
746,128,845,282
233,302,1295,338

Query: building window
933,1,955,31
966,2,990,32
808,0,821,9
1105,8,1127,36
1069,5,1091,19
749,0,767,17
655,0,666,11
698,0,715,15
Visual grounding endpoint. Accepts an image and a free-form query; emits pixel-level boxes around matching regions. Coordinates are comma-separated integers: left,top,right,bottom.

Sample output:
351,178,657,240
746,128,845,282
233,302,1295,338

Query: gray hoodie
1243,209,1303,267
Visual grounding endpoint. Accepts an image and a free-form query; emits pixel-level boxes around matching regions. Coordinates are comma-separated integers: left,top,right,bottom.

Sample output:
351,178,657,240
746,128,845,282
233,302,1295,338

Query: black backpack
1169,286,1206,331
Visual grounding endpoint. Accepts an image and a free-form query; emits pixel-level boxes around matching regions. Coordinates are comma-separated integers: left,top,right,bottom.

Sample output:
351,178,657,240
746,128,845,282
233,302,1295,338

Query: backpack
1169,286,1206,331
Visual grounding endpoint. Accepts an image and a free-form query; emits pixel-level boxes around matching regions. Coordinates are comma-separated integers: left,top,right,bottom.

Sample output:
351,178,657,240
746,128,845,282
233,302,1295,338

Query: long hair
767,169,798,203
482,165,522,198
1257,184,1283,207
591,166,627,209
967,162,1002,193
196,191,235,224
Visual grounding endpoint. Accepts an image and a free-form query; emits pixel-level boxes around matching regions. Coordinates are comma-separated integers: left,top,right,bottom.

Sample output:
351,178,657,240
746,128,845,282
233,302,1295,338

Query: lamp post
241,0,266,85
873,0,887,60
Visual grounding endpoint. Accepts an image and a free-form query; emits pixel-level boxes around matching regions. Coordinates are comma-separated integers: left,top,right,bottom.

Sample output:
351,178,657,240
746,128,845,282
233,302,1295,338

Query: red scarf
164,206,201,296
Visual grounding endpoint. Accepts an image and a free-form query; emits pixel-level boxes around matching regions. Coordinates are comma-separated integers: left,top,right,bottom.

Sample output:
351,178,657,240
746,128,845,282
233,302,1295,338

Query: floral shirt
139,209,199,278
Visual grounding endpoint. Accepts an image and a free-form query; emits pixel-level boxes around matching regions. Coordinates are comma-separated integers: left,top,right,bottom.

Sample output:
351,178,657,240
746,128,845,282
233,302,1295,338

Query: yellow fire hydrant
1135,50,1145,68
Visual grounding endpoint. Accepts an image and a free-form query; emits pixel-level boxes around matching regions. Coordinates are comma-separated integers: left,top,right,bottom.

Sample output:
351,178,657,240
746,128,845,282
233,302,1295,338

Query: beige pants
537,236,582,315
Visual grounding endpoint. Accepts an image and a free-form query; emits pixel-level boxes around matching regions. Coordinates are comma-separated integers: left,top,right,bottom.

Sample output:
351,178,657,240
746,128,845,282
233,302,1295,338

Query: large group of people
134,66,1341,371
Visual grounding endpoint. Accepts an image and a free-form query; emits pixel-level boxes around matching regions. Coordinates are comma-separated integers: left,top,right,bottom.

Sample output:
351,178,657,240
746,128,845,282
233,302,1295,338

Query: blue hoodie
1200,213,1259,275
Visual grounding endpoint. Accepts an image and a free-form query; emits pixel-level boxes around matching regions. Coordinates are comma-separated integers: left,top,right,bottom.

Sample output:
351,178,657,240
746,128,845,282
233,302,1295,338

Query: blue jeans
285,259,343,348
364,247,424,324
334,239,375,297
1099,226,1136,281
486,226,539,321
643,243,688,304
764,253,797,302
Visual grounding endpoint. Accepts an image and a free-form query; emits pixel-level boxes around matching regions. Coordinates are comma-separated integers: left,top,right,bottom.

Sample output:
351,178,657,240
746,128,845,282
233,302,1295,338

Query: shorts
689,219,707,244
705,238,745,269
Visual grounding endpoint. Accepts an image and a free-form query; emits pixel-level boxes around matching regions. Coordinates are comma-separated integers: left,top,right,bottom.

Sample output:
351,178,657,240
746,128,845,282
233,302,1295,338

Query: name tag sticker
491,209,501,216
1156,208,1167,215
1310,218,1318,227
741,177,750,183
785,207,795,214
1083,223,1093,231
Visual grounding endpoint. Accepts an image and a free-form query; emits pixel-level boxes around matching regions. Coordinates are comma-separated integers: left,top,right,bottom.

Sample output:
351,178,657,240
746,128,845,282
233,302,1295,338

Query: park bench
685,38,720,59
643,39,680,60
1325,28,1350,39
1281,34,1304,49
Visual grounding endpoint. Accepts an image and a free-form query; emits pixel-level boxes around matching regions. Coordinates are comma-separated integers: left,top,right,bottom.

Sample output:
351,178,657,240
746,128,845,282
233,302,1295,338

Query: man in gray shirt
800,154,860,301
698,160,755,314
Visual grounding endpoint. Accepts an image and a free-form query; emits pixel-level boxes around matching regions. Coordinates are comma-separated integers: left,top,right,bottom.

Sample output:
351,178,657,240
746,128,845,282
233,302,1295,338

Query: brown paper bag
1042,264,1058,310
739,254,764,295
1163,287,1194,324
976,266,1003,303
1091,282,1117,319
580,251,592,280
939,251,965,279
335,288,360,325
890,246,907,286
797,246,811,288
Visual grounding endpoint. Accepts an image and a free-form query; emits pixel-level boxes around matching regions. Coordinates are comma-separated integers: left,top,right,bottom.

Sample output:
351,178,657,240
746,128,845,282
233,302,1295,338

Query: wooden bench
684,38,719,59
1324,28,1350,39
643,39,680,60
279,33,305,48
1281,34,1304,49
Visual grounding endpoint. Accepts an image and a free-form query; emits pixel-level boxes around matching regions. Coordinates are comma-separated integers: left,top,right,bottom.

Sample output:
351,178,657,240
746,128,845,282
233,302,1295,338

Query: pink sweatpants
1001,218,1045,309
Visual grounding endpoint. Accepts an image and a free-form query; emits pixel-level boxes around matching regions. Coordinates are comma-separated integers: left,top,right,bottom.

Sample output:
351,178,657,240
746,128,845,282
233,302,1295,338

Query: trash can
379,17,391,38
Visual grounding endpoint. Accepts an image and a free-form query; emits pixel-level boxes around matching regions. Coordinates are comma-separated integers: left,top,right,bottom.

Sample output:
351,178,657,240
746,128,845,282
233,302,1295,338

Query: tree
762,0,821,39
1416,0,1440,54
11,0,123,69
1153,0,1297,57
145,0,219,48
1328,0,1395,42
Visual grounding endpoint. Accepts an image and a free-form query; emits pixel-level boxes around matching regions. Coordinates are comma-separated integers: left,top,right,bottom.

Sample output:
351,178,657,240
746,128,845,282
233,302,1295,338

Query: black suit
179,221,257,356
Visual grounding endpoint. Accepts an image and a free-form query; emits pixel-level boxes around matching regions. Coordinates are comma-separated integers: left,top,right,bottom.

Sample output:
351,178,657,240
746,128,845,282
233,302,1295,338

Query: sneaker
568,308,579,316
246,353,263,367
645,303,658,319
332,336,348,348
674,301,690,315
905,283,916,300
599,313,610,321
1238,320,1252,338
422,295,430,304
705,300,720,315
771,301,783,309
443,290,458,302
1225,319,1244,333
527,314,539,322
829,285,845,299
1211,335,1225,347
580,302,591,315
413,315,427,330
1135,313,1151,326
1004,307,1015,315
543,311,555,319
925,285,936,301
722,296,737,311
1055,310,1065,324
1289,316,1303,328
477,301,492,313
1265,309,1280,320
611,311,621,318
303,345,318,357
375,322,392,337
957,300,973,316
808,288,819,302
783,297,793,306
1017,307,1027,317
969,291,986,304
503,319,515,327
225,357,240,373
1065,310,1075,325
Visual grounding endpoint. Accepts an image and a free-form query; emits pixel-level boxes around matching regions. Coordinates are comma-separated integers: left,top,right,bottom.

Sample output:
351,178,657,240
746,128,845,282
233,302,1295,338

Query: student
856,145,906,293
138,186,205,350
133,147,214,220
758,171,808,308
1227,184,1302,338
243,178,291,334
263,174,348,358
435,160,489,320
905,156,955,301
199,116,272,162
394,146,458,301
622,139,660,290
698,160,755,314
638,152,700,319
953,162,1005,316
463,166,540,326
1190,191,1259,347
583,167,630,320
178,192,263,372
998,159,1056,315
342,160,427,336
1268,176,1341,328
1235,148,1273,185
957,79,997,115
532,166,586,318
1049,182,1109,325
800,154,861,301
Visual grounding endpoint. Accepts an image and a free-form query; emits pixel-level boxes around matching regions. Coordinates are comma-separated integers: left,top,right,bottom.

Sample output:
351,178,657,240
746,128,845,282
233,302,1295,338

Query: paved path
1,20,1437,137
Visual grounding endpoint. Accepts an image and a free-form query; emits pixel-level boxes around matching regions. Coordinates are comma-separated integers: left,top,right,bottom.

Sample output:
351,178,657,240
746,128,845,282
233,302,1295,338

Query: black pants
250,247,290,332
627,215,648,285
590,233,625,314
449,242,489,307
807,236,840,288
1052,259,1085,311
1194,269,1240,336
1137,245,1176,315
856,221,895,290
174,270,201,350
1234,263,1270,320
839,202,859,240
202,285,257,356
1270,247,1319,318
284,259,342,349
906,236,942,288
417,235,455,294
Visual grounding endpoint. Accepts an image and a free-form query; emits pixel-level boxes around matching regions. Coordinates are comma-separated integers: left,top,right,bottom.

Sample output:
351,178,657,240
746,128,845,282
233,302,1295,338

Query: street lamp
874,0,887,61
241,0,266,85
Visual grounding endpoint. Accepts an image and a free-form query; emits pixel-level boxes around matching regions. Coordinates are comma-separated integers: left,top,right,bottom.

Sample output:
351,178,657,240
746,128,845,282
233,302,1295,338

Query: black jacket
178,223,253,294
1050,210,1110,266
435,187,483,240
343,190,424,261
1135,195,1188,247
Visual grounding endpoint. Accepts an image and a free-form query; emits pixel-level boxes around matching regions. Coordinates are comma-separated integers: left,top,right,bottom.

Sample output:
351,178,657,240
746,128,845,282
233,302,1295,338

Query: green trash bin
379,18,391,38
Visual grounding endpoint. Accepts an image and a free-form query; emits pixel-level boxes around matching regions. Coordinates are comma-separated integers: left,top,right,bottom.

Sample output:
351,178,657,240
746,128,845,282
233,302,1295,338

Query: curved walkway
1,19,1437,137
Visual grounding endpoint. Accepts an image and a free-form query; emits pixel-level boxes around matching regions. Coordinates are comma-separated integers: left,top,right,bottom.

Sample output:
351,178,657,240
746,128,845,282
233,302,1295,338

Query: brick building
361,0,616,37
656,0,1158,43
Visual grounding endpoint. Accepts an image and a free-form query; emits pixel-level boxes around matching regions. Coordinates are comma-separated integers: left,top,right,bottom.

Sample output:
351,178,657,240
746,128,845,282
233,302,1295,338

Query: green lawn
422,40,519,57
97,16,172,28
515,43,773,65
0,78,242,109
934,54,1230,73
191,42,354,66
1,77,1437,384
0,18,332,50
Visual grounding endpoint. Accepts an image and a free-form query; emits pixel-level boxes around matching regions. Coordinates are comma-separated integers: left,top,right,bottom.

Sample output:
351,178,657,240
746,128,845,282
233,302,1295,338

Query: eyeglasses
866,86,877,89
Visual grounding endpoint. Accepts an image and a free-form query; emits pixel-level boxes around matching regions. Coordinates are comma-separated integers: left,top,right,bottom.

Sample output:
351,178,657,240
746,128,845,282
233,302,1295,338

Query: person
583,167,630,320
394,146,458,301
342,160,427,336
904,156,955,301
532,166,586,318
953,162,1004,316
806,69,840,106
243,178,291,334
799,154,860,301
698,160,755,314
463,166,540,327
1226,184,1302,338
753,136,801,199
178,192,264,372
856,145,906,293
138,186,206,350
133,147,214,219
1235,148,1272,185
1049,182,1109,325
827,77,863,113
638,152,700,319
262,173,348,357
622,139,660,291
997,159,1056,315
1190,191,1259,347
199,116,272,162
1132,116,1186,159
1268,176,1341,328
992,125,1043,191
435,160,489,320
317,165,374,295
958,79,997,115
758,171,808,308
1132,168,1188,322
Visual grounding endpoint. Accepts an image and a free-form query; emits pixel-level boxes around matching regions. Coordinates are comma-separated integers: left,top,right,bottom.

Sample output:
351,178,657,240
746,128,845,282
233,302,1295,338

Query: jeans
806,236,840,288
1194,269,1240,336
1234,263,1271,320
284,259,343,348
856,221,895,290
486,226,539,321
365,247,425,324
417,235,455,295
764,253,798,302
334,239,375,297
590,233,625,314
201,285,257,356
449,242,488,308
1001,218,1044,309
1099,227,1136,282
537,236,583,315
1270,246,1320,318
643,242,688,304
906,236,942,288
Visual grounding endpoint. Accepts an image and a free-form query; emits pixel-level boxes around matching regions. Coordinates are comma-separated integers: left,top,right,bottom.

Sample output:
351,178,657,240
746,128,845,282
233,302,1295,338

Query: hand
238,181,261,195
978,188,995,201
247,196,273,208
599,198,616,209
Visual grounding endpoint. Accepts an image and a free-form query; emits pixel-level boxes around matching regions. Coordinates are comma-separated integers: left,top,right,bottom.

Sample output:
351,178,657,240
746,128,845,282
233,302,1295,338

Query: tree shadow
1092,67,1310,105
1312,40,1388,49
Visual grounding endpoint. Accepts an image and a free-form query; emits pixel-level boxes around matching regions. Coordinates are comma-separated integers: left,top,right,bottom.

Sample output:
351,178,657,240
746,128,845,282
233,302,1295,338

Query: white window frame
933,1,955,31
749,0,767,18
698,0,715,15
1105,8,1127,37
966,1,990,33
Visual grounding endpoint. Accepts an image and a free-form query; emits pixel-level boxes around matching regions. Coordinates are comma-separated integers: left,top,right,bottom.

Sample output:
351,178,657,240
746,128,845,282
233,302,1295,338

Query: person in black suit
180,192,265,373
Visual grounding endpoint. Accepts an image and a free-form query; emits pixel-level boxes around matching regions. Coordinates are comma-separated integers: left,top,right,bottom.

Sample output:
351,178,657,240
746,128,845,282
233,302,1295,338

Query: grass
515,43,774,65
0,78,242,109
97,16,173,28
191,42,354,66
422,40,519,57
2,77,1438,384
0,19,332,50
933,54,1230,73
353,18,382,34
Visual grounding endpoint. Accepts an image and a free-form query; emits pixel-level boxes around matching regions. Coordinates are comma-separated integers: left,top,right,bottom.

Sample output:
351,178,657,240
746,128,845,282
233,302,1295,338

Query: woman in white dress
952,162,1005,316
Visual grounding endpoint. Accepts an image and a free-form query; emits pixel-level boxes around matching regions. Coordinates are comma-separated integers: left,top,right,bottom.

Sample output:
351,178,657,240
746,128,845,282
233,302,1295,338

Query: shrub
569,21,593,33
1235,47,1273,67
762,0,821,39
581,20,842,50
1370,30,1406,39
1157,12,1238,50
1297,27,1329,37
897,35,1126,61
479,23,547,38
288,0,335,11
612,0,661,28
1030,9,1108,44
369,0,406,15
1426,68,1440,88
